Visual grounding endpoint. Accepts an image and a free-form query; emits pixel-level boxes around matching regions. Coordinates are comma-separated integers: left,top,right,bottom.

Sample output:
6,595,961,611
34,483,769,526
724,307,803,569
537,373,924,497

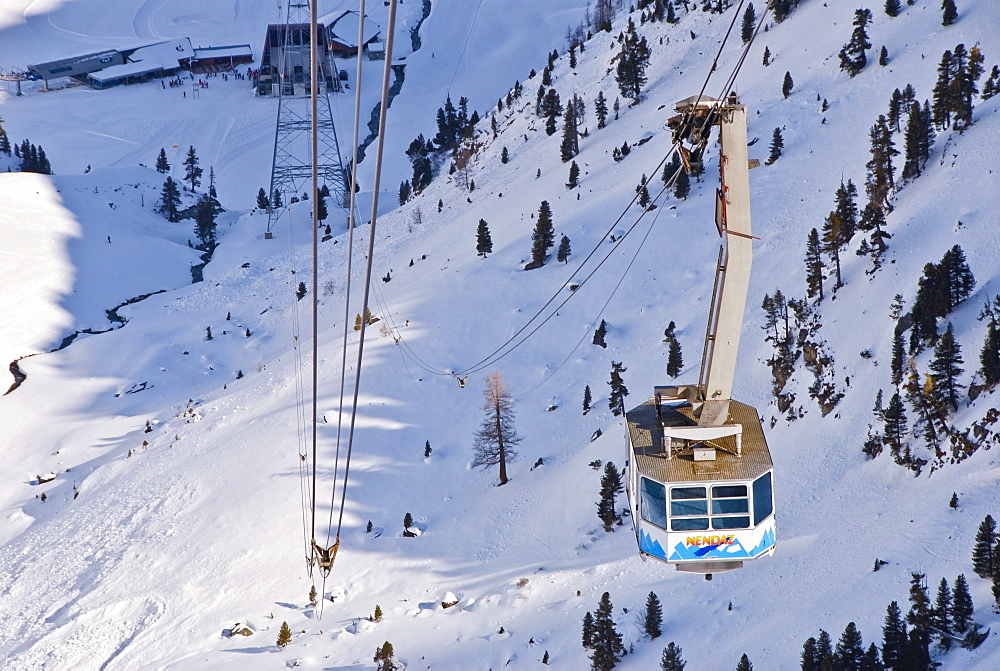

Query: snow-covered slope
2,1,1000,669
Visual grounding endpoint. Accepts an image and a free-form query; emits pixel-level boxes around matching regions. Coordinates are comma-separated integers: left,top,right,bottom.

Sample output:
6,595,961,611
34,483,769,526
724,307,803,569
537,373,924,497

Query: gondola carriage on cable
624,94,775,577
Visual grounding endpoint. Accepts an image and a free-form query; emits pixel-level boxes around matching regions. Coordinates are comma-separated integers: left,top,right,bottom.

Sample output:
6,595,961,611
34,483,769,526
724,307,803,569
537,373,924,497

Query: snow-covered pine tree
583,384,592,414
158,176,181,222
527,200,555,269
615,19,652,101
804,228,824,301
256,187,269,209
476,219,493,257
183,145,202,191
501,146,510,164
660,642,686,671
972,514,997,578
765,127,783,165
929,322,964,413
155,148,170,173
590,592,623,670
582,611,595,648
941,0,958,26
373,641,397,671
782,71,794,98
735,653,753,671
593,319,608,348
740,4,756,44
952,574,973,633
643,591,663,639
277,621,292,647
595,91,609,128
567,160,580,188
838,9,872,77
471,371,521,486
933,577,953,650
833,622,865,669
597,461,623,531
667,338,683,378
885,0,901,17
608,361,629,416
557,235,571,263
906,572,934,666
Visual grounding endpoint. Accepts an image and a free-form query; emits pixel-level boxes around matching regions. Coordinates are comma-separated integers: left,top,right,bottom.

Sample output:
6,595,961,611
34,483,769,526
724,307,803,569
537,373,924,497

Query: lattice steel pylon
265,1,349,237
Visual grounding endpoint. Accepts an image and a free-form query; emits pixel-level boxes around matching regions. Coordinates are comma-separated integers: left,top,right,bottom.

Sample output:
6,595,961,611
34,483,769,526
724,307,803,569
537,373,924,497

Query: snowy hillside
2,1,1000,669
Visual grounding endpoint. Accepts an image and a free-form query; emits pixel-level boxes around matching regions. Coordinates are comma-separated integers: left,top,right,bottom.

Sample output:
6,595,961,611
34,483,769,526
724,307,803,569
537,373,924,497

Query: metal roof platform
626,395,772,484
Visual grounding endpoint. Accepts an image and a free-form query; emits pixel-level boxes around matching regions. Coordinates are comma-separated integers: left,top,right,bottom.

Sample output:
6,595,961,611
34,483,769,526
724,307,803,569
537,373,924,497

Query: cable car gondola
625,95,775,576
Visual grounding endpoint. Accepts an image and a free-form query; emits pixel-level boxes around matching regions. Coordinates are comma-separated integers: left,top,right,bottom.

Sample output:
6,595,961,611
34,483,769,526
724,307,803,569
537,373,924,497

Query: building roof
28,50,125,81
89,39,193,83
325,10,380,48
192,45,253,59
626,398,773,484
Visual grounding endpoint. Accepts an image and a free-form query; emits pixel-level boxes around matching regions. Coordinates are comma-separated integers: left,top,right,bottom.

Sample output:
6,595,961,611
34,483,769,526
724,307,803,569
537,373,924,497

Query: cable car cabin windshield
640,475,771,532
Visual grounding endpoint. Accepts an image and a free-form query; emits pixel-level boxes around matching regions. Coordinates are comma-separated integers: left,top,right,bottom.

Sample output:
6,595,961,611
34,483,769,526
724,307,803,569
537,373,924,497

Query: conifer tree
277,621,292,647
561,99,581,161
155,148,170,173
272,188,283,208
765,127,783,165
398,180,411,205
933,577,953,650
660,642,686,671
839,9,873,77
740,3,757,44
762,45,771,67
541,88,562,136
891,331,905,387
597,461,624,531
194,193,218,252
608,361,629,416
735,654,753,671
821,211,846,291
557,235,572,264
782,71,794,98
583,384,593,414
374,641,397,671
667,338,683,378
834,622,865,669
952,574,973,633
953,44,985,131
0,122,10,155
673,165,690,199
643,591,663,639
982,65,1000,100
906,573,933,665
595,91,609,129
636,174,651,208
865,115,898,213
582,611,595,648
309,584,318,607
590,592,624,670
158,176,182,222
567,160,580,188
885,0,901,17
941,0,958,26
528,200,555,268
805,228,825,301
501,146,510,164
929,321,964,412
815,629,834,669
594,319,608,348
883,392,908,460
183,145,202,191
801,637,820,671
256,187,270,210
861,644,882,670
476,219,493,257
972,514,997,578
932,49,956,129
471,371,521,486
616,19,652,101
980,320,1000,387
881,601,908,669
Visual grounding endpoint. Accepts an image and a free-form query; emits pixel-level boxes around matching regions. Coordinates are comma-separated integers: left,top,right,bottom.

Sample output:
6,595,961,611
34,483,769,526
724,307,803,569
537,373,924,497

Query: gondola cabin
623,95,775,575
625,386,774,574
